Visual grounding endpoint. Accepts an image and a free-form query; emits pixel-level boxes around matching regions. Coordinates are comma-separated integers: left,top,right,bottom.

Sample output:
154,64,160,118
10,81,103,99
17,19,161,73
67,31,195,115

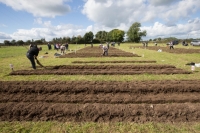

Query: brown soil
1,80,200,122
9,64,191,75
2,45,198,123
130,46,200,54
72,60,157,63
60,46,140,58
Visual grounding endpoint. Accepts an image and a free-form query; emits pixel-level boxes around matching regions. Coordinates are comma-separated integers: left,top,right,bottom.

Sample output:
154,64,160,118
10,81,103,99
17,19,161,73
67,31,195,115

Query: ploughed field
130,46,200,54
1,80,200,122
9,64,191,75
60,46,141,57
1,45,199,123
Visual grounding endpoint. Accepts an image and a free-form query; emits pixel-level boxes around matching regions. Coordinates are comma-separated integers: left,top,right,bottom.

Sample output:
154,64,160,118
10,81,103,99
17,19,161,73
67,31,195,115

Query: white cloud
34,18,43,25
82,0,200,28
161,0,200,23
0,32,12,43
1,0,200,43
1,16,200,43
0,0,71,17
148,0,179,6
0,32,11,39
9,19,88,42
82,0,145,27
142,18,200,39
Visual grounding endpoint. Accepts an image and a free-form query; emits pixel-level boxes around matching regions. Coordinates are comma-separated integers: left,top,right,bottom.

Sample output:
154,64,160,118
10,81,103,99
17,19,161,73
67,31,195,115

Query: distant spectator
118,42,120,46
142,41,148,47
47,43,52,50
169,41,174,49
65,43,69,50
56,44,60,51
145,41,148,47
142,42,145,47
54,44,56,50
60,44,66,54
111,42,115,47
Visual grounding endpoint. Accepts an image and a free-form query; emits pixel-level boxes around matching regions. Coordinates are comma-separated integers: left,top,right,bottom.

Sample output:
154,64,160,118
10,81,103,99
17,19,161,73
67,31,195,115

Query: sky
0,0,200,43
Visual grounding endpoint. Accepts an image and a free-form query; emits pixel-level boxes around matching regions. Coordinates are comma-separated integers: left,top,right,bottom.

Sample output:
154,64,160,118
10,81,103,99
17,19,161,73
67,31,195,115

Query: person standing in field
169,41,174,49
102,45,108,56
47,43,52,50
26,45,42,69
55,43,60,51
65,42,69,50
60,44,66,54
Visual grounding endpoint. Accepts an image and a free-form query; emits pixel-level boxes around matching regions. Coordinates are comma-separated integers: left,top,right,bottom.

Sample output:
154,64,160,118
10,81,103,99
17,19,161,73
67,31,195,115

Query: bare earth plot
1,80,200,122
1,45,199,123
130,46,200,54
9,64,191,75
60,46,141,57
72,60,157,63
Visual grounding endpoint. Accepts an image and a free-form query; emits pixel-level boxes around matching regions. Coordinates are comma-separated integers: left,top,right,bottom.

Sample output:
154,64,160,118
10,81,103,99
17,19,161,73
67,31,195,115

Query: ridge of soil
9,64,191,75
1,80,200,122
72,60,157,63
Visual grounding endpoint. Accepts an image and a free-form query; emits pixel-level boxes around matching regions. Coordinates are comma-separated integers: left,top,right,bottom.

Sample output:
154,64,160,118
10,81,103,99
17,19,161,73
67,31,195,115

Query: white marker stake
191,65,195,71
9,64,14,71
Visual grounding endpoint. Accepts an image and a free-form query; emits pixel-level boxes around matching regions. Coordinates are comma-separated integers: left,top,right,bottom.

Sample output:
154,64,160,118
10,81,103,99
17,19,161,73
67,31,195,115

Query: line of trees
3,22,147,45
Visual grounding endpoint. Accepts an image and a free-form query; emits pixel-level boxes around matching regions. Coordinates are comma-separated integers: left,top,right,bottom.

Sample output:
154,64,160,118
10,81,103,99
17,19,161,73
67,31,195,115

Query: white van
191,40,200,46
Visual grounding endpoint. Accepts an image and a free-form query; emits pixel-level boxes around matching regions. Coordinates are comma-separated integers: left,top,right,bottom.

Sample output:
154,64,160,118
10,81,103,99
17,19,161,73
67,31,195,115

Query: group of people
142,41,148,47
47,43,69,54
53,43,69,52
27,42,111,70
26,42,70,70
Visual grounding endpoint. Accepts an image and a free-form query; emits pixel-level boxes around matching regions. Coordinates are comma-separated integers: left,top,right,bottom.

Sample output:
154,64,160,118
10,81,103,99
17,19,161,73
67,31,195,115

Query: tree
107,29,125,42
11,40,16,45
158,37,161,41
71,36,77,44
76,35,84,44
16,40,24,46
65,36,71,43
63,37,72,43
95,31,108,43
4,40,10,45
26,40,32,45
41,38,46,43
127,22,147,43
84,31,94,44
34,40,43,45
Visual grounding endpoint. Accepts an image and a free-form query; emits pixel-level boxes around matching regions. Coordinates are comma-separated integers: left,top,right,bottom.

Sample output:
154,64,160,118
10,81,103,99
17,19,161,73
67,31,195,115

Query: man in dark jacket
26,45,42,69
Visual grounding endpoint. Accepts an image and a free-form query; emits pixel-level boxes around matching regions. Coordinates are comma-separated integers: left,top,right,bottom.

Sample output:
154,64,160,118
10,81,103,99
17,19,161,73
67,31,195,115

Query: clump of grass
0,122,200,133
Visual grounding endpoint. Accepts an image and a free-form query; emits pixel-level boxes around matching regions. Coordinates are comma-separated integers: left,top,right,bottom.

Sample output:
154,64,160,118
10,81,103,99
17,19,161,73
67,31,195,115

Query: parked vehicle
191,40,200,46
